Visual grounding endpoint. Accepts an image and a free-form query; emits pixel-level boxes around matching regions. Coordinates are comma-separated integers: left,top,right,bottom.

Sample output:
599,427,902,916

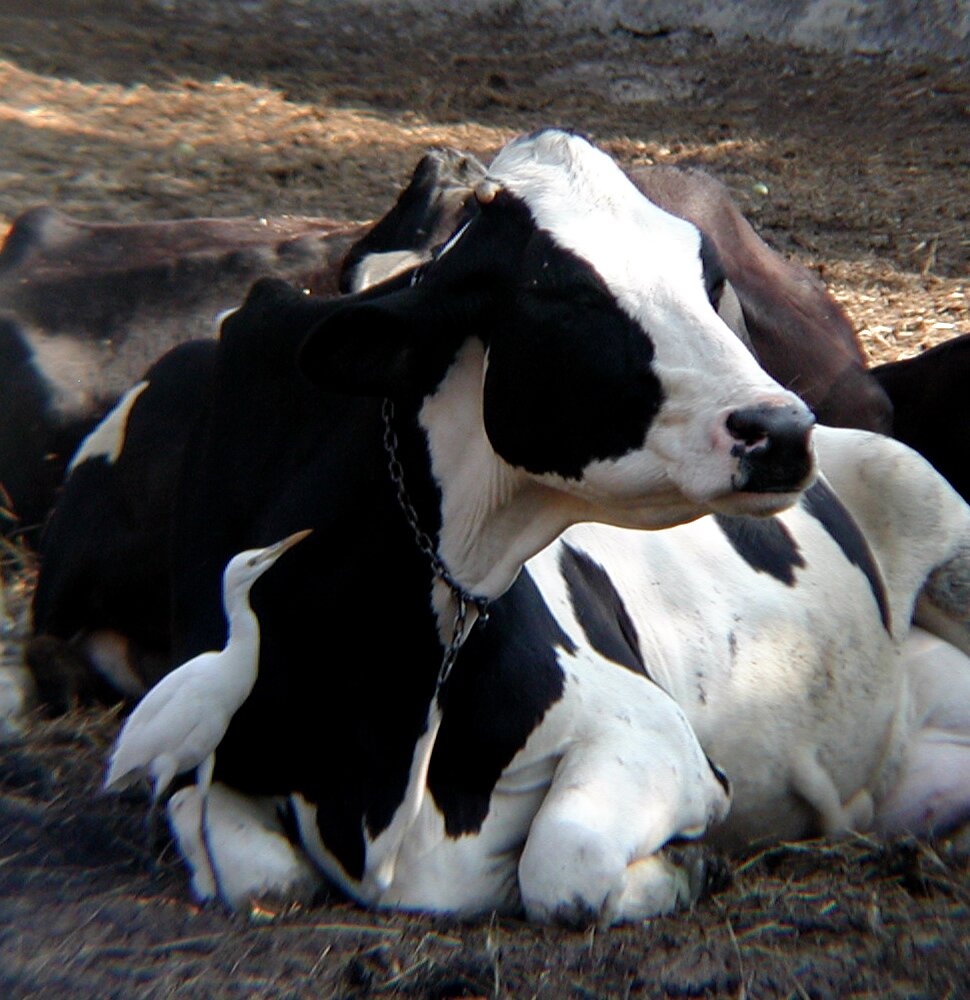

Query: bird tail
102,753,135,793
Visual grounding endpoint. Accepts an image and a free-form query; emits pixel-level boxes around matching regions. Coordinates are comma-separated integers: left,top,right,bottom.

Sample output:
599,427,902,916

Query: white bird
103,529,312,842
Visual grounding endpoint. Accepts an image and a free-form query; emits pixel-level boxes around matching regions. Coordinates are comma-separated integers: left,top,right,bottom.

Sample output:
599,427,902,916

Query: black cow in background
872,334,970,505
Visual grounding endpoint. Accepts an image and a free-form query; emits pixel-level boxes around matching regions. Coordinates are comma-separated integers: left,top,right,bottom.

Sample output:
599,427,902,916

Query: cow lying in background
0,208,352,536
0,149,485,537
27,130,970,925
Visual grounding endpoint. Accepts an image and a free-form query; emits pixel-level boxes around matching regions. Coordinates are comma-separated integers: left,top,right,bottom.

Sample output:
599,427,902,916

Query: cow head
301,130,815,566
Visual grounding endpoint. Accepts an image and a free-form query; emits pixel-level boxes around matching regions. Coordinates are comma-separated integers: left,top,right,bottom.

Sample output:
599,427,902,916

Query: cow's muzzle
726,402,816,493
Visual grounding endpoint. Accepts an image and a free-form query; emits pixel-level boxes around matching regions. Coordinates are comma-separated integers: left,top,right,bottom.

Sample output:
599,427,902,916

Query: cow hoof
599,854,696,926
678,845,733,901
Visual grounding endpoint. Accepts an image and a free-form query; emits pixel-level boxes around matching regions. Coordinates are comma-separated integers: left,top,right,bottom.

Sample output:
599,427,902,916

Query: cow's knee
519,817,625,926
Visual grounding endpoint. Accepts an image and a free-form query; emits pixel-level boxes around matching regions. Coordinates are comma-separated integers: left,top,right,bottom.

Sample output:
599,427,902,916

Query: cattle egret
103,529,312,847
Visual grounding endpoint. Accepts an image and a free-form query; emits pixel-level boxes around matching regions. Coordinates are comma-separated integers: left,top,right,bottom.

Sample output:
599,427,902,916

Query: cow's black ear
299,286,446,398
224,278,335,357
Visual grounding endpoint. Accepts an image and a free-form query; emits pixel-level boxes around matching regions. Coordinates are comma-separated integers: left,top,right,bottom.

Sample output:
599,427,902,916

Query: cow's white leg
169,782,322,910
517,724,728,926
788,749,874,834
875,628,970,836
518,784,707,927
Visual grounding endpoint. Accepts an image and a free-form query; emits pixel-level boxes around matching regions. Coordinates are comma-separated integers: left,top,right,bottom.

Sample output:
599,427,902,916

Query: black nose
727,403,815,493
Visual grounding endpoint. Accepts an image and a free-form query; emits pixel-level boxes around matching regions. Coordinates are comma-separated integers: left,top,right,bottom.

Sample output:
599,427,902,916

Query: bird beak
254,528,313,565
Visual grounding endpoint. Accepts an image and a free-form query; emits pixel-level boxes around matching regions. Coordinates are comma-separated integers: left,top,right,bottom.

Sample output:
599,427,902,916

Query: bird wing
103,651,221,791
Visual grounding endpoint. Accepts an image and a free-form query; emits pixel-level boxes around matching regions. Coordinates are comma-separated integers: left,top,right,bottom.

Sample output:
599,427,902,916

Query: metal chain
381,397,490,696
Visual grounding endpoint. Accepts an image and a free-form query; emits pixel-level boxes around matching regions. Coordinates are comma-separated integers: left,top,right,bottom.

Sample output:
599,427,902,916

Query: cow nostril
726,402,816,494
726,410,766,448
726,404,815,453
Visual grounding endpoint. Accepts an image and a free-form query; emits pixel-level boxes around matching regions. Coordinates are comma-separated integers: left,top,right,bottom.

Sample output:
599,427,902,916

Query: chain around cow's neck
381,397,490,697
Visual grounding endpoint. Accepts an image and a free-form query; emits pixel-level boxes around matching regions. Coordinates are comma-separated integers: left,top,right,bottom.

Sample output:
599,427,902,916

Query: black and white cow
28,339,217,711
157,131,970,923
157,128,820,923
28,130,970,924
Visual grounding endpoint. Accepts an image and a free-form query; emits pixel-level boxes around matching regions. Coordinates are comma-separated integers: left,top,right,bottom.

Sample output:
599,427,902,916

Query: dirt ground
0,1,968,997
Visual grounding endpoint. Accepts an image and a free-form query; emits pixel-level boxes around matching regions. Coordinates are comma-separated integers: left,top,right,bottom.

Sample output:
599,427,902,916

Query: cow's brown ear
299,285,449,399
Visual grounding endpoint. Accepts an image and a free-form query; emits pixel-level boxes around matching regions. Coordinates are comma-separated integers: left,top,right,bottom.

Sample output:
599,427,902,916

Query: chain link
381,397,490,697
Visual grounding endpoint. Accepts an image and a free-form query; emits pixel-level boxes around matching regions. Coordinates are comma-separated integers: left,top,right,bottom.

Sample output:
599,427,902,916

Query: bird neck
222,588,261,691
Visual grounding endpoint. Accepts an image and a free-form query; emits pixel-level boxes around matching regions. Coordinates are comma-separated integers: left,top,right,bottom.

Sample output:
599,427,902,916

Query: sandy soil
0,2,968,997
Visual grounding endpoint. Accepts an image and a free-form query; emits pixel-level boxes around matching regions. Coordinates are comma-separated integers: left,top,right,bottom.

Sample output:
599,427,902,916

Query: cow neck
416,340,584,628
382,395,489,696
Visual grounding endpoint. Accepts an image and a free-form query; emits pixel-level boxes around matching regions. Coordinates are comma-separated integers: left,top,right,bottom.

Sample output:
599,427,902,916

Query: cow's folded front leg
518,802,712,927
517,727,730,926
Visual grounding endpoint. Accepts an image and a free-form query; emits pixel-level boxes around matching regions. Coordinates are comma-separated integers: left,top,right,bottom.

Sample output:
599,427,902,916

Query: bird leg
146,756,179,873
196,754,222,905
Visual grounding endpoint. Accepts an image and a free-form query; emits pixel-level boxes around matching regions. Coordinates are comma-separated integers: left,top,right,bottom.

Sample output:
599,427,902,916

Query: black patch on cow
429,569,571,838
167,279,455,885
558,542,652,680
483,231,664,480
802,479,892,632
713,513,806,586
699,231,726,311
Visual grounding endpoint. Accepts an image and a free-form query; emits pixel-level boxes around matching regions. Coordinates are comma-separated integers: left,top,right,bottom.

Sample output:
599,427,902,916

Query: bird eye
247,556,259,567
